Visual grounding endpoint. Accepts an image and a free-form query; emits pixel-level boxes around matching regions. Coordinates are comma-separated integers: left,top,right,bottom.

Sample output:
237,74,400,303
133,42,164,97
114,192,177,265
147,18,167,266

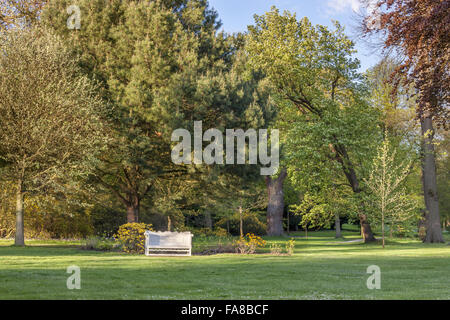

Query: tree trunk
332,141,376,242
265,168,287,236
420,115,444,243
126,202,139,223
335,214,342,238
360,214,376,242
239,206,243,238
15,180,25,246
204,211,212,229
167,215,172,231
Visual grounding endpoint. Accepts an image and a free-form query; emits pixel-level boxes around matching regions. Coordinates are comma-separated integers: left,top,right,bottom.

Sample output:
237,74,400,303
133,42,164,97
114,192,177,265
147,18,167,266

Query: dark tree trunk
335,214,342,238
360,214,376,242
332,141,376,242
420,115,444,243
126,196,139,223
265,168,287,236
15,179,25,246
97,167,151,226
204,211,212,229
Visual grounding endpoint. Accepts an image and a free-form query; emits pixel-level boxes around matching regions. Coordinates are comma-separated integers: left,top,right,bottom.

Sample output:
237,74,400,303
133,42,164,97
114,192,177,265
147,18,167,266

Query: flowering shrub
233,233,266,254
115,223,153,254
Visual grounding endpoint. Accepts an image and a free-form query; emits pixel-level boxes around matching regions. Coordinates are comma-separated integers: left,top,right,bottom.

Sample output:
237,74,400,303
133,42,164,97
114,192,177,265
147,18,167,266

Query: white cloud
326,0,362,13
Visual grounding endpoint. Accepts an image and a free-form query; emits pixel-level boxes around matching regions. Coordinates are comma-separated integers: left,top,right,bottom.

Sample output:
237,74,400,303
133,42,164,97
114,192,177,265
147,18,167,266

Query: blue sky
208,0,381,72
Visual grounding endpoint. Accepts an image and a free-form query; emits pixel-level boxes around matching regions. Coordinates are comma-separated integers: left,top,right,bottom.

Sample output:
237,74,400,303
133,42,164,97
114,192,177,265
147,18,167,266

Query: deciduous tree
364,134,419,248
363,0,449,243
246,7,380,241
0,27,107,245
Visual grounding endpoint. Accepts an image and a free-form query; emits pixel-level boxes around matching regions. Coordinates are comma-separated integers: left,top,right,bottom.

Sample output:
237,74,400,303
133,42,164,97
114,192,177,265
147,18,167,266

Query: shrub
90,205,126,238
213,227,228,237
81,237,120,251
115,223,153,254
233,233,266,254
270,243,282,255
217,212,267,236
286,238,295,256
195,238,235,255
0,181,94,239
183,227,228,238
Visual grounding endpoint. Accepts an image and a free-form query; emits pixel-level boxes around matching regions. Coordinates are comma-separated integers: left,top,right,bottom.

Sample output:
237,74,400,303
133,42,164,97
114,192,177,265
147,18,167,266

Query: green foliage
365,58,417,137
286,238,295,256
0,181,94,239
290,193,334,231
0,26,108,191
436,131,450,228
217,211,267,236
89,202,127,237
182,227,228,238
0,2,432,243
246,7,382,227
269,243,282,255
41,0,273,225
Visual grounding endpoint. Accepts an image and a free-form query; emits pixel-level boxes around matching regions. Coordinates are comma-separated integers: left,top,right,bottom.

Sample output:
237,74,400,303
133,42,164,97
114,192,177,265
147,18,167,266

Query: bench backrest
145,231,193,248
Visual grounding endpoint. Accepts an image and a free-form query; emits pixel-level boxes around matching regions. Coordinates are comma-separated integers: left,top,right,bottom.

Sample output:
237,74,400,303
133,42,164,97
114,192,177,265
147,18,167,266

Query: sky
208,0,381,72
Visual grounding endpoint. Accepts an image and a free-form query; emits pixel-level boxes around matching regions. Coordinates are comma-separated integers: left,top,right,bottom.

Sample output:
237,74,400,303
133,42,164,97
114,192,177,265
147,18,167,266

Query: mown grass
0,227,448,300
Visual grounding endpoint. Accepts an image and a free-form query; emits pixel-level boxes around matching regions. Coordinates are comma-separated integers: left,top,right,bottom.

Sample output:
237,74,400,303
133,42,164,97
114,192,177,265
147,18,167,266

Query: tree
42,0,218,223
290,193,334,239
436,130,450,232
364,134,419,248
0,0,45,29
365,57,417,138
42,0,273,225
363,0,448,243
246,7,380,242
0,27,107,246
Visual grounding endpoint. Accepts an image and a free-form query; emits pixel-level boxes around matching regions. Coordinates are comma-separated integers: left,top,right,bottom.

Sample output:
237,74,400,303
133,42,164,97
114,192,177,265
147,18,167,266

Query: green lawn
0,228,449,300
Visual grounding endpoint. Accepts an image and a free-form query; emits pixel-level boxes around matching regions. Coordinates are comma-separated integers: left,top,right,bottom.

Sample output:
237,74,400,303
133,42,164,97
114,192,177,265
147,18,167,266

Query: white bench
144,231,193,256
